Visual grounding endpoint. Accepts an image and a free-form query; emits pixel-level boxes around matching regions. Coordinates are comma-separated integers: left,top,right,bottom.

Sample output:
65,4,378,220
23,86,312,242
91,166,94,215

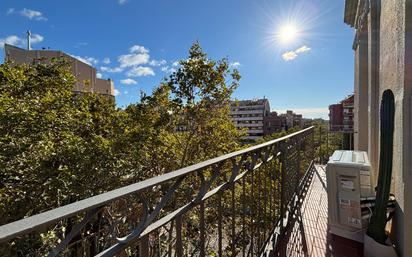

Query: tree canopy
0,42,245,256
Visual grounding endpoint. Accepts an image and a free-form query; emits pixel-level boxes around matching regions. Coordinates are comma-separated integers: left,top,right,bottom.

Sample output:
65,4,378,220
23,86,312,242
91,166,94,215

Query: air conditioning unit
326,150,373,242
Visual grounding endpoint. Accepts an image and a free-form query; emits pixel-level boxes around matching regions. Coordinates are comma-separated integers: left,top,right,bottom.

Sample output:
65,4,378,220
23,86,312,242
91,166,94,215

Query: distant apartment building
341,94,354,132
328,94,354,132
263,111,284,135
329,103,343,131
328,94,354,150
280,110,304,130
4,43,115,97
230,99,270,141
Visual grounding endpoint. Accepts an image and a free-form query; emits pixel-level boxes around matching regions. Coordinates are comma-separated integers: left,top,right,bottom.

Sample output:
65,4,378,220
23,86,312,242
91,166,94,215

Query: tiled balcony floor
274,165,364,257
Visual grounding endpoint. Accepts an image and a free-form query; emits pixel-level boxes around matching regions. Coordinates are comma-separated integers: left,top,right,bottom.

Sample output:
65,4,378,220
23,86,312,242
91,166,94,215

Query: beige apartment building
4,44,115,97
230,99,270,141
345,0,412,256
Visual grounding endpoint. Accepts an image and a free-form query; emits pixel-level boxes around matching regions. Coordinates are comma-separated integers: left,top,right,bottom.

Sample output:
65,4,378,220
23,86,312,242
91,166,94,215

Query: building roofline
344,0,358,27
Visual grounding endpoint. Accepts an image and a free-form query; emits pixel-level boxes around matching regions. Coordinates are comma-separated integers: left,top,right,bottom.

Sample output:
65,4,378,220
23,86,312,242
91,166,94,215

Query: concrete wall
354,30,369,152
95,78,115,96
378,1,411,256
346,0,412,255
367,0,380,188
4,44,115,97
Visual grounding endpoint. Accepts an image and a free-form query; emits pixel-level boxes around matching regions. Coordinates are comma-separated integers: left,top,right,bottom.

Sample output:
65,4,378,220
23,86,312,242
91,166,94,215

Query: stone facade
4,44,115,98
345,1,412,256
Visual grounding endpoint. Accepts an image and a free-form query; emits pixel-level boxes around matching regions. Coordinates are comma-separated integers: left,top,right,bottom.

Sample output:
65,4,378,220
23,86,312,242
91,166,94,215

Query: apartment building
329,103,343,131
328,94,354,132
341,94,354,132
263,111,285,135
4,43,115,97
230,99,270,141
280,110,304,130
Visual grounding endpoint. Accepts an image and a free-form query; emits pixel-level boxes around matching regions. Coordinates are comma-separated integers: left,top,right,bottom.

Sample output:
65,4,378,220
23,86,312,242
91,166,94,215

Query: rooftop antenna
26,30,31,50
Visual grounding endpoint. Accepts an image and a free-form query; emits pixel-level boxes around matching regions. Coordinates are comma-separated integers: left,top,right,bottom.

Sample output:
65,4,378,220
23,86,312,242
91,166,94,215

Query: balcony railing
0,127,315,257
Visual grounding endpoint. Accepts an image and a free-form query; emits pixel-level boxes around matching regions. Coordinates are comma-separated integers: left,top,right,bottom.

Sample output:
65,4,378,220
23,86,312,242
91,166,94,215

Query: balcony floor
274,165,364,257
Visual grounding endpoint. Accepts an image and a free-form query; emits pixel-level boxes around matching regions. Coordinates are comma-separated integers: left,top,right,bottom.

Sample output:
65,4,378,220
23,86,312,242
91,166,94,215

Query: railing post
280,143,287,234
296,139,301,192
326,131,329,158
199,202,205,257
139,234,149,257
231,183,236,257
218,192,223,257
311,128,315,161
241,177,246,257
175,215,183,257
319,126,323,164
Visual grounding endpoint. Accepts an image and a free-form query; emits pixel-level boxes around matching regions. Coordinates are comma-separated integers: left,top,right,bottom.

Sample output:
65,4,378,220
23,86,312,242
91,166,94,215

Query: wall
4,44,115,97
378,1,411,255
354,30,369,152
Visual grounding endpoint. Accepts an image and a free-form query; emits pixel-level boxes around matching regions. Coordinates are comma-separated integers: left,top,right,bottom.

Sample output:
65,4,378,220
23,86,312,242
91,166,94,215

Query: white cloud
274,107,329,119
70,55,98,66
8,8,47,21
96,73,103,79
295,45,311,53
103,57,111,64
118,0,128,5
114,89,120,96
0,36,22,48
118,53,150,68
0,34,44,49
229,61,241,68
282,45,311,61
101,66,123,73
30,34,44,44
124,90,129,95
120,78,137,85
172,61,180,67
282,51,298,61
127,66,155,77
149,59,167,66
130,45,149,54
161,66,177,74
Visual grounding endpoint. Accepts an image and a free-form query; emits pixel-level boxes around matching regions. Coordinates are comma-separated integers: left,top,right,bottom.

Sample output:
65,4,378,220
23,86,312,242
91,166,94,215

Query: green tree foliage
0,43,245,256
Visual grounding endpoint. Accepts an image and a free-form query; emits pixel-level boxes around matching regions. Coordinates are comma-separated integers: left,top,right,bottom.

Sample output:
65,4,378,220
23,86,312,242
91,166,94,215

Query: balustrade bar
0,126,315,257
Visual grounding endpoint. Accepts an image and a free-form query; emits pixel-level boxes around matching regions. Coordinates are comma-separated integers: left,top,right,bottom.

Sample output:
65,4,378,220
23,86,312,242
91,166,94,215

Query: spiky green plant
367,90,395,244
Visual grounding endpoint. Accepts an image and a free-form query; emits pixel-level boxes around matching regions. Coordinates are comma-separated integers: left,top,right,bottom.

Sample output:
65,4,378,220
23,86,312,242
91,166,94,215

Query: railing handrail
0,126,314,244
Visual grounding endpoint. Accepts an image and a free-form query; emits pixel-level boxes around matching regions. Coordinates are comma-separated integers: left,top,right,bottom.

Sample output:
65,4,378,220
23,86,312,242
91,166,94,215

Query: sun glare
278,24,298,44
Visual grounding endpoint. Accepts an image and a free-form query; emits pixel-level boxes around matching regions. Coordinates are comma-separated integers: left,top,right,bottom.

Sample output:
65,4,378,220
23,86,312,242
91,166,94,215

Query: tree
0,42,246,256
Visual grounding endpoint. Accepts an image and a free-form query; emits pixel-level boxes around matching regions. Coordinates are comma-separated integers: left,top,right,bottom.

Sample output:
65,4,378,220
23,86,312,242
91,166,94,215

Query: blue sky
0,0,354,119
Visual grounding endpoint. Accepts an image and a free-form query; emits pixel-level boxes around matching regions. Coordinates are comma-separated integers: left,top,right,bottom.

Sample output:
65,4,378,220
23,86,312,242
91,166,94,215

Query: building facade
263,111,284,135
280,110,304,130
345,0,412,255
342,94,354,132
229,99,270,141
329,103,343,131
4,44,115,97
328,94,354,132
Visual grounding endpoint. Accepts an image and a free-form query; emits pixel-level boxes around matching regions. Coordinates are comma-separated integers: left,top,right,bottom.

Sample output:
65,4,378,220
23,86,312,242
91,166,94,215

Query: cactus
366,90,395,244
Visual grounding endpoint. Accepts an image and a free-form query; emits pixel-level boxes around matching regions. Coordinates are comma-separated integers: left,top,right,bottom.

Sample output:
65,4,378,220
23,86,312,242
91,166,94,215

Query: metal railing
0,126,315,257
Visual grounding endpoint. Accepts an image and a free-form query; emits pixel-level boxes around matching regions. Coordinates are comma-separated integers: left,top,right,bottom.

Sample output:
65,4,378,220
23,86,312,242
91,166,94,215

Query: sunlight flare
278,24,298,44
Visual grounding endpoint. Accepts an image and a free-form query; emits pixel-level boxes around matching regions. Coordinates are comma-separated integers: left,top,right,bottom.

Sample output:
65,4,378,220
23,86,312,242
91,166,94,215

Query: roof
344,0,358,27
230,98,269,106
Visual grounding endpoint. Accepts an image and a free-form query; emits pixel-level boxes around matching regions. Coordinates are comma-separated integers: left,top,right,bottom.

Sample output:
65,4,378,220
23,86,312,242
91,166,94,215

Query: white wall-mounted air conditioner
326,150,373,242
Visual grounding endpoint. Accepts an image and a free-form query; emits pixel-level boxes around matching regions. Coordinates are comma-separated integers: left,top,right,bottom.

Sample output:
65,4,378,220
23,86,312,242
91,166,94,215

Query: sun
278,24,299,44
